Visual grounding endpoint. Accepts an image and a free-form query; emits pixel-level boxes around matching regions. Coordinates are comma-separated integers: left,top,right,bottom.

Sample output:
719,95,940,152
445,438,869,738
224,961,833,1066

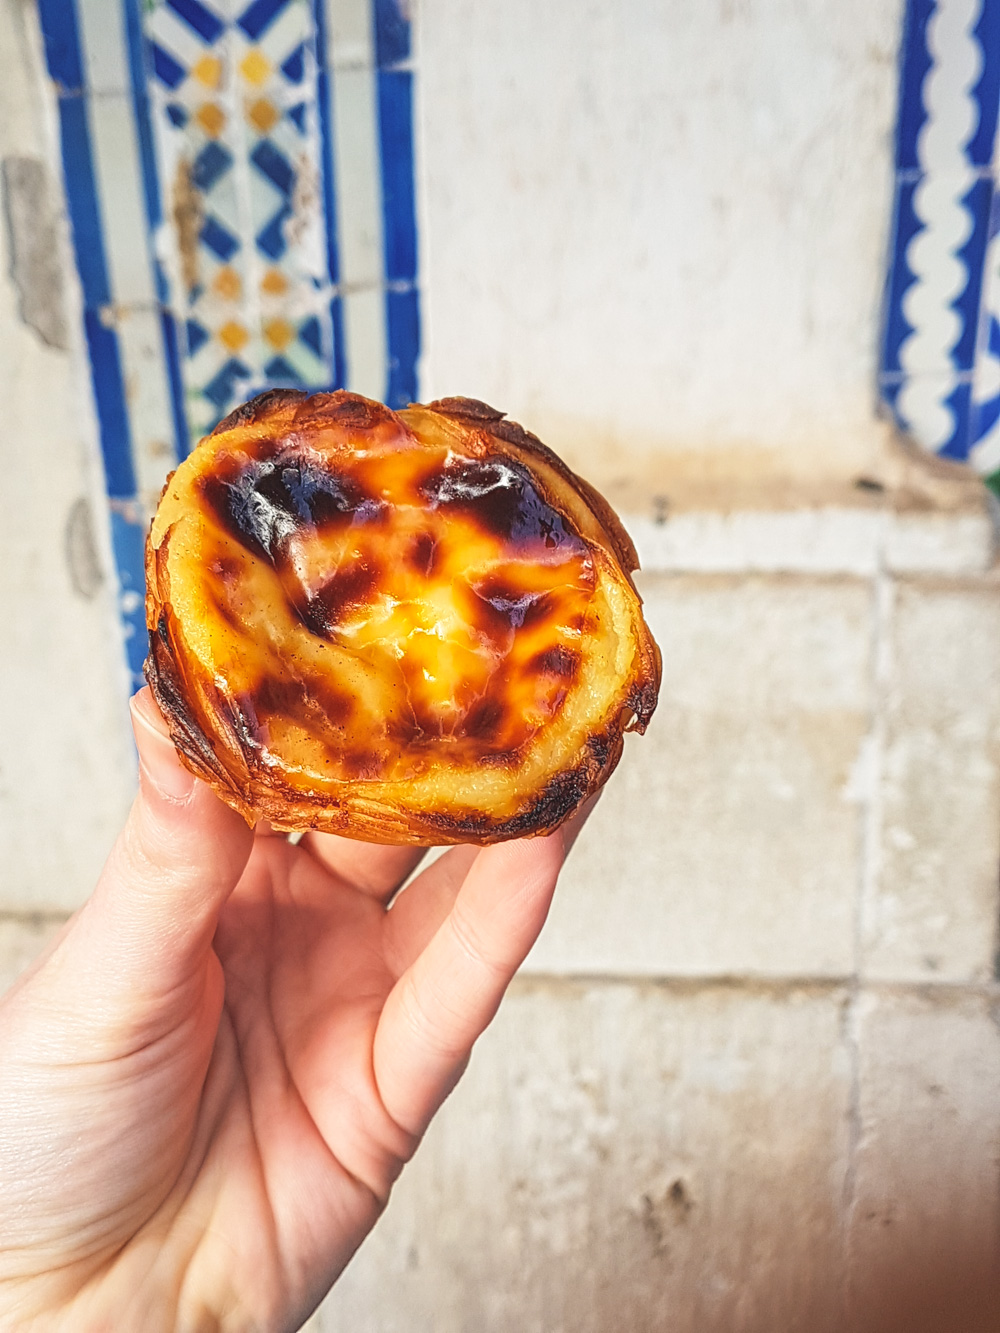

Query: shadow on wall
574,1184,1000,1333
547,1215,1000,1333
327,1113,1000,1333
324,977,1000,1333
847,1248,1000,1333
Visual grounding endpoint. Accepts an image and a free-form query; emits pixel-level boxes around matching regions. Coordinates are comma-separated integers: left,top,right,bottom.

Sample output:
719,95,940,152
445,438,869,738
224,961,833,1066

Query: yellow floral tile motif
195,103,226,138
212,267,242,301
218,320,249,353
191,54,222,89
263,317,295,351
239,50,271,87
247,98,280,135
260,267,288,295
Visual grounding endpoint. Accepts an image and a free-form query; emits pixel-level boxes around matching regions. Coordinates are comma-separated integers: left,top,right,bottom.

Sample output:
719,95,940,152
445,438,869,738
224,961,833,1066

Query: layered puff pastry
145,390,661,845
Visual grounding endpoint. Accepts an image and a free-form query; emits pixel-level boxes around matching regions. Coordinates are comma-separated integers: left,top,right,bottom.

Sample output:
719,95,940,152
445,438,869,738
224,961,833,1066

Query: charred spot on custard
386,709,429,748
418,456,585,553
298,561,378,637
314,683,356,729
463,695,506,742
407,531,439,578
249,675,356,739
460,585,519,645
472,578,554,631
254,676,314,720
208,554,242,583
529,645,580,680
336,745,391,781
199,452,379,563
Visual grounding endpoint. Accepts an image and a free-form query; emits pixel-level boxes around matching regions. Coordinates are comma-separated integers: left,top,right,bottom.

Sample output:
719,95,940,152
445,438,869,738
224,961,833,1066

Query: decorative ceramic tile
142,0,334,441
970,193,1000,470
37,0,419,692
880,0,1000,486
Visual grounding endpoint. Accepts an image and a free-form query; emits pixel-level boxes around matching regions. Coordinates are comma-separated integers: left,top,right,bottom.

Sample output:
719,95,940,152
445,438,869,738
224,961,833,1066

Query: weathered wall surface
0,0,135,912
416,0,904,486
1,1,998,1330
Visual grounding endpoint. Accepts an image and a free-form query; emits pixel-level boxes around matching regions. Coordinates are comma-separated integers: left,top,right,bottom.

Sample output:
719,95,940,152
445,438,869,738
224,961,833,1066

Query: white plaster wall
0,0,136,911
416,0,904,484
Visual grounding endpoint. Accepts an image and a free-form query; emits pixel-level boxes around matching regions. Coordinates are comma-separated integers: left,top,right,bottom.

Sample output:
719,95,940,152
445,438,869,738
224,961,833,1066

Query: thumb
83,687,254,991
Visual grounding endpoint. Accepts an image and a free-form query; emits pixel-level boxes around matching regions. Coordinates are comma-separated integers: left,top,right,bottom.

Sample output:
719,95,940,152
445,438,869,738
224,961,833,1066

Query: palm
0,765,564,1333
188,833,460,1325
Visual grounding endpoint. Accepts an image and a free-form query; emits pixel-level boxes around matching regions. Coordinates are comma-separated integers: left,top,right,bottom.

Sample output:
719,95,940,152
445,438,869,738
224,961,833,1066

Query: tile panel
880,0,1000,483
37,0,420,692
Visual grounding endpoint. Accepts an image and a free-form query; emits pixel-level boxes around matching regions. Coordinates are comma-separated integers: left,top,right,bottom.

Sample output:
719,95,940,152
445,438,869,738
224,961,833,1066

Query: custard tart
145,391,660,844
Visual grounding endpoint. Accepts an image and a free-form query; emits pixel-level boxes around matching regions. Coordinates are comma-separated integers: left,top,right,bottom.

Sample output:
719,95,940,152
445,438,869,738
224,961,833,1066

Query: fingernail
130,695,195,802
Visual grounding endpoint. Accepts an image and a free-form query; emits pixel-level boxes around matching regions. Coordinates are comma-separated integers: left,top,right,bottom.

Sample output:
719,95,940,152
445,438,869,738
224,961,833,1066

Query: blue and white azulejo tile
880,0,1000,482
37,0,420,692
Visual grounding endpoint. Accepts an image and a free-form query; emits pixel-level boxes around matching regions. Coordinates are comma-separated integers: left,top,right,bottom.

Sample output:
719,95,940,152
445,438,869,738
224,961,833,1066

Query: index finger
371,830,566,1138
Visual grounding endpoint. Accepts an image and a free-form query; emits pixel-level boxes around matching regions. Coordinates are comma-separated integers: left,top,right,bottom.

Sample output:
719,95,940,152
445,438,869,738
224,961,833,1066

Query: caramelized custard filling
186,433,599,784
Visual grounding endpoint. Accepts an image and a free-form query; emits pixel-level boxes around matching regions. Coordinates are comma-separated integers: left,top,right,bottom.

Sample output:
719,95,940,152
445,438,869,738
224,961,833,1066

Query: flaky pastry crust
144,390,661,844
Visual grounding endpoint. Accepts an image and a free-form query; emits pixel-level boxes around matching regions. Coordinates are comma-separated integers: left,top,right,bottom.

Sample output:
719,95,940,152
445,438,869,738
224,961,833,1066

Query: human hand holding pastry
0,689,578,1332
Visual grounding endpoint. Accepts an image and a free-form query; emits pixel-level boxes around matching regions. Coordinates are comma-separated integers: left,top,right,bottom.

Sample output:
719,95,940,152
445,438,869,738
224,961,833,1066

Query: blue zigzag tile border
880,0,1000,484
38,0,420,692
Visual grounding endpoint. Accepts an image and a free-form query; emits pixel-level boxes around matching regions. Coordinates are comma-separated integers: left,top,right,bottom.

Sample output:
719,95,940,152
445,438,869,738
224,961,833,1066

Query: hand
0,689,576,1331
